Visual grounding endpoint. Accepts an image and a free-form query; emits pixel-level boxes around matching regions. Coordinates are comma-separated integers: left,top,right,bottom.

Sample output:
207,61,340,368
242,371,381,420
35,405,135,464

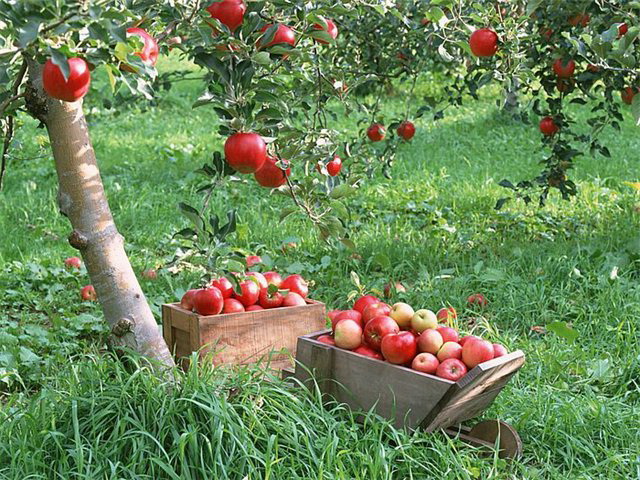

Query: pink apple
352,294,380,314
417,329,444,354
331,309,363,330
436,358,468,381
462,339,495,368
246,255,262,267
436,326,459,344
222,298,245,314
353,345,384,360
280,274,309,298
493,343,508,358
380,331,417,365
317,334,335,346
334,319,362,350
411,352,439,374
247,271,268,289
362,302,392,324
390,302,414,328
459,335,481,347
363,315,400,351
437,341,463,362
246,305,264,311
411,309,438,333
263,271,283,287
282,292,307,307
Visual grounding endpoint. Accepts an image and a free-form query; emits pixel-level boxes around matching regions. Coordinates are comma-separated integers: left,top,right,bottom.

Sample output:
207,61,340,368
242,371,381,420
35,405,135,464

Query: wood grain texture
162,301,326,369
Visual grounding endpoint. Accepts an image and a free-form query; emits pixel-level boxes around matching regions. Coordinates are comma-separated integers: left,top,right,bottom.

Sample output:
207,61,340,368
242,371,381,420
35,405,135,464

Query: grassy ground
1,55,639,479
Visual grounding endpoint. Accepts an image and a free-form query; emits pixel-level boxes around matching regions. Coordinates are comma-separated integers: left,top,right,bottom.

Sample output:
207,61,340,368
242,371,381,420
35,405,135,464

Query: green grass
1,55,639,479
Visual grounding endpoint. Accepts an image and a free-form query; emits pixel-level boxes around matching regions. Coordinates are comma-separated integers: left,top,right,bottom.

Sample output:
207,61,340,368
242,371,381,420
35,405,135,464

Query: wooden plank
161,304,174,354
421,351,525,432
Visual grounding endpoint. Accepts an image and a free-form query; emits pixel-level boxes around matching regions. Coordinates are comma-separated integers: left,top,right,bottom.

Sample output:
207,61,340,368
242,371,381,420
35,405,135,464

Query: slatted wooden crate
162,300,326,370
290,329,526,458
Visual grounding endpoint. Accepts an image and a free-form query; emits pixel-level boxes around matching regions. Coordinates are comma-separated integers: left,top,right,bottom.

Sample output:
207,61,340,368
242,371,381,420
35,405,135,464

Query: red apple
259,288,284,309
621,87,638,105
210,277,233,298
331,310,363,330
411,309,438,333
326,155,342,176
381,331,417,365
462,339,495,369
80,285,96,301
206,0,246,32
327,310,342,323
233,280,260,306
363,315,400,351
436,326,459,344
469,28,498,57
64,257,82,269
246,255,262,268
618,22,629,38
258,24,296,49
539,116,559,136
411,352,439,374
366,123,386,142
42,57,91,102
417,329,444,355
553,58,576,78
194,287,224,315
246,305,264,311
254,156,291,188
313,18,338,44
353,295,380,314
263,271,282,287
142,268,157,280
436,307,457,323
459,335,481,347
437,341,463,362
467,293,488,307
493,343,508,358
390,302,414,329
247,271,268,289
436,358,468,381
362,302,392,324
282,292,307,307
224,132,267,174
353,345,384,360
222,298,245,313
126,28,159,67
334,319,362,350
396,121,416,141
180,289,200,311
280,274,309,298
317,334,335,346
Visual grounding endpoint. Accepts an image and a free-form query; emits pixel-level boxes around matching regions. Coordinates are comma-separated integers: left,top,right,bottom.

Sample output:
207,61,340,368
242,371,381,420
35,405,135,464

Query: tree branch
0,116,14,191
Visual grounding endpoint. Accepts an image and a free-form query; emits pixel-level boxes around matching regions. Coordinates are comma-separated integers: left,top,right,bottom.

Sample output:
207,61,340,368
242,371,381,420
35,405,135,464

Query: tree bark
25,60,175,371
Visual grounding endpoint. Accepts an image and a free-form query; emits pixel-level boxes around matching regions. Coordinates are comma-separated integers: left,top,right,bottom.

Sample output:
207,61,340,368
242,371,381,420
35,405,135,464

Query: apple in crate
211,277,233,298
417,329,444,355
331,310,363,330
363,315,400,350
436,358,468,381
222,298,245,313
334,319,362,350
247,271,268,289
180,289,200,311
493,343,508,358
390,302,414,328
459,335,481,347
317,334,335,346
437,326,459,343
263,271,283,287
411,309,437,333
412,353,439,374
259,287,284,309
462,339,495,368
233,279,260,307
353,345,383,360
362,302,392,323
437,341,462,362
381,331,417,365
352,294,379,314
194,287,224,315
283,292,307,306
280,274,309,298
246,305,264,311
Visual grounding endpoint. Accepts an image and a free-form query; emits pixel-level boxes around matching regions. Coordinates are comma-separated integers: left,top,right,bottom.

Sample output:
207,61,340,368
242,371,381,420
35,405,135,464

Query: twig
0,116,14,191
285,176,320,223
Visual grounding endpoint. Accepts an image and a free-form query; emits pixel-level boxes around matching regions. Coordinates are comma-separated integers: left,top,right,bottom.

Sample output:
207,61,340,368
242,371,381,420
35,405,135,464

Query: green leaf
279,206,297,222
252,52,271,65
340,237,356,250
546,321,579,343
373,252,391,270
18,22,40,48
329,184,356,199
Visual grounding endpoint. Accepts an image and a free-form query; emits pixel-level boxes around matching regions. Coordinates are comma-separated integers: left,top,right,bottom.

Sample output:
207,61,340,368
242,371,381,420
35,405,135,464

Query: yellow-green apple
332,309,363,330
363,315,400,350
436,358,468,381
222,298,245,313
417,329,444,354
80,285,96,301
362,302,392,324
280,274,309,298
211,277,234,298
263,271,282,287
436,306,457,323
459,335,481,347
194,287,224,315
334,319,363,350
411,352,439,374
390,302,414,328
493,343,508,358
246,305,264,311
437,341,463,362
317,334,335,346
411,309,438,333
461,339,495,368
283,292,307,307
380,331,417,365
353,294,380,314
467,293,488,307
353,345,384,360
180,289,200,311
436,326,459,343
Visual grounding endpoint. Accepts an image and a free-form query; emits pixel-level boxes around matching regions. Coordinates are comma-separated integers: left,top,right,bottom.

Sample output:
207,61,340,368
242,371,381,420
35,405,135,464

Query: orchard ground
1,55,639,479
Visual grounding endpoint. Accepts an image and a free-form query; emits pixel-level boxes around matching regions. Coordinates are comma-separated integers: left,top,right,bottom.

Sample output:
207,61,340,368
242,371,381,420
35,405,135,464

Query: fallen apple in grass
381,331,417,365
467,293,488,307
436,326,459,344
436,358,468,381
461,338,495,369
64,257,82,269
417,329,444,355
362,302,392,324
282,292,307,307
436,307,457,323
390,302,414,329
80,285,96,302
411,309,438,333
363,315,400,350
411,352,439,374
334,319,363,350
353,294,380,314
142,268,157,280
437,341,463,362
383,281,406,298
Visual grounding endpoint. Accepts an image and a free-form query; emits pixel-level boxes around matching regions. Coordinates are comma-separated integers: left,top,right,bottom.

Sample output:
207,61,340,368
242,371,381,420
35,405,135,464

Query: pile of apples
319,294,508,381
179,271,310,315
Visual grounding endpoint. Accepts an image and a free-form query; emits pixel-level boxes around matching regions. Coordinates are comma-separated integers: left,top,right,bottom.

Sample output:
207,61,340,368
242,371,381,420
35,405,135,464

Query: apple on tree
224,132,267,173
621,87,638,105
313,19,339,44
259,24,296,48
42,57,91,102
553,58,576,79
396,121,416,141
366,123,386,142
206,0,246,32
469,28,499,57
126,28,159,67
326,155,342,176
254,156,291,188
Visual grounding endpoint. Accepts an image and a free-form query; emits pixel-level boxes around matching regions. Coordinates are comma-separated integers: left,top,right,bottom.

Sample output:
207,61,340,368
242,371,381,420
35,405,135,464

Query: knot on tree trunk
68,229,88,250
112,316,135,337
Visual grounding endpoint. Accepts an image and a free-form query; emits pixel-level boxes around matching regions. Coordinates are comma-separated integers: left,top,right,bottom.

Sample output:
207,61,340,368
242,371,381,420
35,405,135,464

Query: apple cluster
179,270,310,315
319,293,507,381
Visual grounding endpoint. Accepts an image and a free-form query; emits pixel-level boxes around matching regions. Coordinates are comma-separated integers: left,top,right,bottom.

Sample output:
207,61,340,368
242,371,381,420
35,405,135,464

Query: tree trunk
25,60,175,371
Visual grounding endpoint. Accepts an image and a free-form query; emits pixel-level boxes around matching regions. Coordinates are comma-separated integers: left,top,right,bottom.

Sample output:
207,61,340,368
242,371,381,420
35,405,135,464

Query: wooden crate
292,329,525,432
162,300,326,370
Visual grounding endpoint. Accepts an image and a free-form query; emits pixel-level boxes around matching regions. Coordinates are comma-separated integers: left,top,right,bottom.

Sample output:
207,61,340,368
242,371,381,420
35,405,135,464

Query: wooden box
162,300,326,369
292,330,525,432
